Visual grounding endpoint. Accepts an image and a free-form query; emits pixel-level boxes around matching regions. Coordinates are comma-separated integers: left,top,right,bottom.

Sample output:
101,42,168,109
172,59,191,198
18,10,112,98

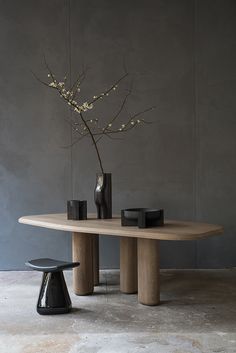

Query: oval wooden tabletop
18,213,223,241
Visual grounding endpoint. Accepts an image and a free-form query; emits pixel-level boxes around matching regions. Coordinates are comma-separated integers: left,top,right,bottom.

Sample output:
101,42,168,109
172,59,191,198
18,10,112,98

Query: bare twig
88,72,129,105
43,55,56,82
61,132,90,148
79,112,104,173
31,70,53,88
70,66,88,99
104,87,132,132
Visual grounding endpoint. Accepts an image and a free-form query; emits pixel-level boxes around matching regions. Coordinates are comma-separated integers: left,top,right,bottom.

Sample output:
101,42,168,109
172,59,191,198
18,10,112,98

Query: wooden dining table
19,213,223,306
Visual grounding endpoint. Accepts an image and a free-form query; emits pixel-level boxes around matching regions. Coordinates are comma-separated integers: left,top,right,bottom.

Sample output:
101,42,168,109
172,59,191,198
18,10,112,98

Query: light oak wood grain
120,237,137,294
138,238,160,305
72,232,94,295
93,235,99,286
19,213,223,241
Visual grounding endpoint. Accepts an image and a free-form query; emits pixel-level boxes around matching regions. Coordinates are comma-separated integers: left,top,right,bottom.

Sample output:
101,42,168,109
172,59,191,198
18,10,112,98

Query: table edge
18,215,224,241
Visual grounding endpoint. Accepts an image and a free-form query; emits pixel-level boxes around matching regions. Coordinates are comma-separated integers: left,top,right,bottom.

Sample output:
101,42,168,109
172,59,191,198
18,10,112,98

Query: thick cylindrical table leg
72,232,94,295
93,235,99,286
120,237,138,294
138,238,160,305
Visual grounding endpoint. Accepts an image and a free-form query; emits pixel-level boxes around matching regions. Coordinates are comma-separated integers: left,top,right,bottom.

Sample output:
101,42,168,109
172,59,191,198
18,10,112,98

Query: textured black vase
94,173,112,219
67,200,87,220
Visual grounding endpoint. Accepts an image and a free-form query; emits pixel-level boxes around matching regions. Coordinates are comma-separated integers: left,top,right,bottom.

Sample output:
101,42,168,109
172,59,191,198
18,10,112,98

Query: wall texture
0,0,235,269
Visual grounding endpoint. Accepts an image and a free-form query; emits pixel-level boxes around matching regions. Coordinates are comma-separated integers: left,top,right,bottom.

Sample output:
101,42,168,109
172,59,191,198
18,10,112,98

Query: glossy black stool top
25,258,80,272
25,258,80,315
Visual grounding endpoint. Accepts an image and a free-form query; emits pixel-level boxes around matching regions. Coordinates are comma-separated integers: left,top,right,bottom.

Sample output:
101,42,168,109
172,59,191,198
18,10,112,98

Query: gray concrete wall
0,0,235,269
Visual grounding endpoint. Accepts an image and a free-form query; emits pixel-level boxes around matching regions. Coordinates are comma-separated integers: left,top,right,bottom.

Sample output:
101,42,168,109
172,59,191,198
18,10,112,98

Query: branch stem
79,112,104,173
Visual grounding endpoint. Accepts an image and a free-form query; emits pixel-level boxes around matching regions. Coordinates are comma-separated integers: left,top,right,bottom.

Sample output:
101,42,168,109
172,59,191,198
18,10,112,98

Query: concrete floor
0,270,236,353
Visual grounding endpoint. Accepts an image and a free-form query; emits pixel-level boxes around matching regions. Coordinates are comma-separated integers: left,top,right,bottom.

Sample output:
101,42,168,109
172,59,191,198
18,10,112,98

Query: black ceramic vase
94,173,112,219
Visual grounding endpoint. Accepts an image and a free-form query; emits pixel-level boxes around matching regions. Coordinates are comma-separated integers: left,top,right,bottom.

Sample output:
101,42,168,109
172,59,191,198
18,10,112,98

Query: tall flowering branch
35,64,155,173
